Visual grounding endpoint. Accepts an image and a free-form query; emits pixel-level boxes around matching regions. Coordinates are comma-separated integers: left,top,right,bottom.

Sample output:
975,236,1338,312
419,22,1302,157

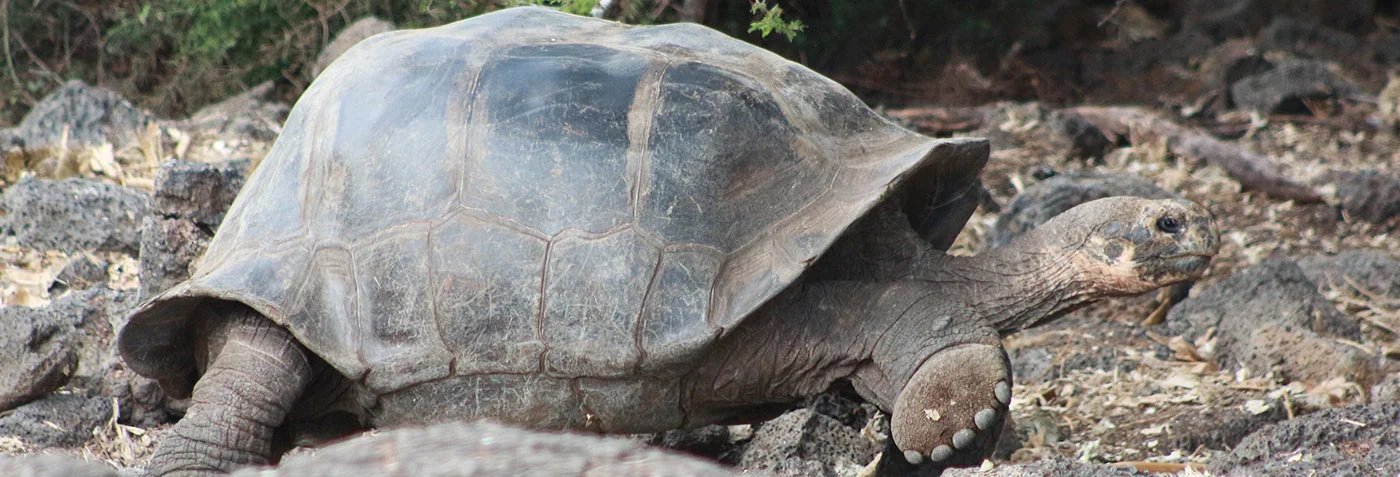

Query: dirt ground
2,3,1399,476
940,105,1400,472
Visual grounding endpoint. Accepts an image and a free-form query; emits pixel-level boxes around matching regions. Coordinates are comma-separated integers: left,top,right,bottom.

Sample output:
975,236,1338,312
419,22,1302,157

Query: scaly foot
877,343,1012,475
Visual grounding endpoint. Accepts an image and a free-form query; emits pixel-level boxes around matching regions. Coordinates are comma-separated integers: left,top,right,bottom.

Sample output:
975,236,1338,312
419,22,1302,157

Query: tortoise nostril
1156,216,1184,234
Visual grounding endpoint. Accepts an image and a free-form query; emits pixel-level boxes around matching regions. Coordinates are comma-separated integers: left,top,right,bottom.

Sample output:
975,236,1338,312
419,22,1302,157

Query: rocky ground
3,2,1400,477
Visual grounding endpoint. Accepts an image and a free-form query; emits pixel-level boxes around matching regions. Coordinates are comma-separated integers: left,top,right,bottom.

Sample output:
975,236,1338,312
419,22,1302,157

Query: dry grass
82,398,157,468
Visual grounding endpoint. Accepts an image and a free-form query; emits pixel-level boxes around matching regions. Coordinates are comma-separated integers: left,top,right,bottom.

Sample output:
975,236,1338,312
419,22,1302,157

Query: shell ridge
625,59,671,223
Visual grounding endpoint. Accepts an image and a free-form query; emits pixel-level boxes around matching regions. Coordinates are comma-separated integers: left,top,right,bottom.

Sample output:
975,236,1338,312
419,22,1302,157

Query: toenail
929,445,953,462
994,380,1011,405
975,408,997,430
952,428,977,450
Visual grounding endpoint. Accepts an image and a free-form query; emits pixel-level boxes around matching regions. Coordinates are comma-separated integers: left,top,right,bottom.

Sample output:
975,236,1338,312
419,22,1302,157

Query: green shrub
720,0,1035,82
1,0,1017,125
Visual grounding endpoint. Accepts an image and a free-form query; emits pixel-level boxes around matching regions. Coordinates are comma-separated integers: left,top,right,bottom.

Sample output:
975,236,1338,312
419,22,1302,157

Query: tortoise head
1035,196,1220,296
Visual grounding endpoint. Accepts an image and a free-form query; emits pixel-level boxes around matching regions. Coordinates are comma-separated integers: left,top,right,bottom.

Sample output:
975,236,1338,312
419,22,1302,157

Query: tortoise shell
119,7,988,396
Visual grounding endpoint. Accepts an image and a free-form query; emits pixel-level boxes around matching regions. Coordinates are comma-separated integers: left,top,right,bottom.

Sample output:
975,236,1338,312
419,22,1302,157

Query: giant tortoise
118,6,1220,476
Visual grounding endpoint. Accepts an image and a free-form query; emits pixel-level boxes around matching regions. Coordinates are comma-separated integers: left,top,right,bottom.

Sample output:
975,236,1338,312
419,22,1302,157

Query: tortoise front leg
692,282,1010,476
841,286,1012,475
871,342,1011,476
147,305,312,476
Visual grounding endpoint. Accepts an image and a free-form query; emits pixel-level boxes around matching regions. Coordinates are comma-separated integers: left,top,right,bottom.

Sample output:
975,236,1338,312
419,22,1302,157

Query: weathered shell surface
120,7,987,396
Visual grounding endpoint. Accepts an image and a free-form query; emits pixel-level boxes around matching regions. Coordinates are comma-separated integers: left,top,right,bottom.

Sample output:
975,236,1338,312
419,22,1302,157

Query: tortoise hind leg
147,304,313,476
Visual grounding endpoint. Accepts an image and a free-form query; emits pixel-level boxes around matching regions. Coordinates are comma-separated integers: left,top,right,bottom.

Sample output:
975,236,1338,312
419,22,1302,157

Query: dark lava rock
0,454,119,477
990,413,1024,461
1159,402,1288,452
52,287,141,400
737,409,877,476
138,216,213,300
0,286,164,428
1312,0,1376,33
1223,54,1275,87
1258,16,1362,60
0,298,78,411
1230,60,1358,115
0,178,149,255
1212,402,1400,476
231,421,737,477
0,392,112,448
1372,374,1400,403
1076,30,1216,105
58,287,170,429
1296,249,1400,301
1026,164,1057,181
1313,169,1400,224
645,425,735,459
1181,0,1271,41
976,103,1050,151
139,159,248,299
989,171,1177,248
151,159,250,227
1048,110,1114,161
54,254,110,293
945,455,1151,476
180,82,289,142
0,80,154,151
1166,259,1373,384
1374,32,1400,65
0,286,135,412
1184,0,1372,41
108,374,173,430
806,390,880,430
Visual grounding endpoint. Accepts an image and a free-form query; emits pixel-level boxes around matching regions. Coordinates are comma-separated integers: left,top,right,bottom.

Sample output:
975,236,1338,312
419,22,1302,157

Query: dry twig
1068,106,1322,203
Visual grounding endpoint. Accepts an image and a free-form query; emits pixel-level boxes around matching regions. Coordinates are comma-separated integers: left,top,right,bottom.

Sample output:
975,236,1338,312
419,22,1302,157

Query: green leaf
530,0,601,16
747,1,804,41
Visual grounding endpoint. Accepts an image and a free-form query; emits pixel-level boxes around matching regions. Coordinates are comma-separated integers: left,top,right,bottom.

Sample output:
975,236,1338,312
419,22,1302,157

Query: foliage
748,1,804,41
717,0,1036,91
531,0,601,16
102,0,319,111
1,0,113,121
0,0,1027,124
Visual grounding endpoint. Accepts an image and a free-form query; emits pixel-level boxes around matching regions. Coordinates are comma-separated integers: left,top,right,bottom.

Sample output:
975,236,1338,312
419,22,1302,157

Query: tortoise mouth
1166,251,1216,259
1172,255,1211,273
1135,250,1214,263
1156,254,1212,278
1133,251,1213,281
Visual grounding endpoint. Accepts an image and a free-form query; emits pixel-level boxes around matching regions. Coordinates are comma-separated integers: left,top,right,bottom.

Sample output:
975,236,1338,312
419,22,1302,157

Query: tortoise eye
1156,216,1184,234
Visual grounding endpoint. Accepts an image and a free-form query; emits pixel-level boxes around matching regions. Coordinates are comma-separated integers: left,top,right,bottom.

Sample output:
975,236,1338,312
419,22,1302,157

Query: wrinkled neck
913,246,1095,335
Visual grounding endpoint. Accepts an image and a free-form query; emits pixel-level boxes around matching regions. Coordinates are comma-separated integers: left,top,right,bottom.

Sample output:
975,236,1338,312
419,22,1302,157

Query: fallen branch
883,106,988,135
1110,462,1207,473
1068,106,1322,203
